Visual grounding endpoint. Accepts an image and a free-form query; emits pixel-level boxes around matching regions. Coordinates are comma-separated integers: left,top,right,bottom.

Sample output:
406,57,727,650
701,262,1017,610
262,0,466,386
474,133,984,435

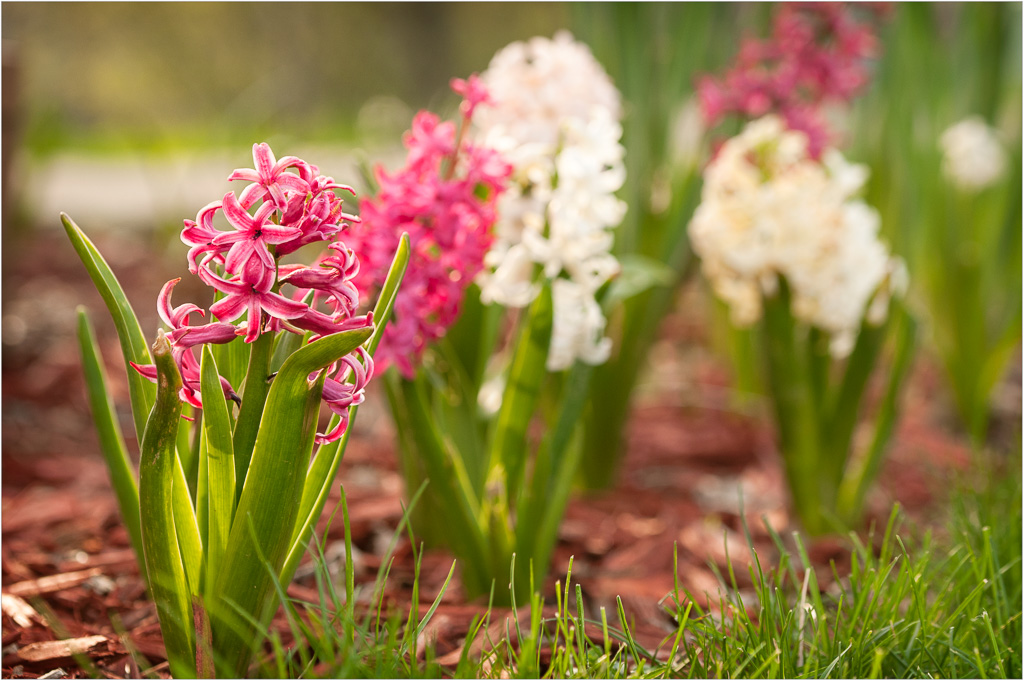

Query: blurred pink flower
697,2,882,157
345,77,511,378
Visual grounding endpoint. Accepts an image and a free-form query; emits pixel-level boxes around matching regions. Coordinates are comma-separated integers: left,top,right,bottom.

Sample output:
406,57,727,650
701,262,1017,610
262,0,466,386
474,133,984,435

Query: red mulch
2,230,1009,678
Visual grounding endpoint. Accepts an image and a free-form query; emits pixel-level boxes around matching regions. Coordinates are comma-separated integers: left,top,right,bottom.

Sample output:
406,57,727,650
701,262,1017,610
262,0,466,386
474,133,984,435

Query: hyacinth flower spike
65,142,411,676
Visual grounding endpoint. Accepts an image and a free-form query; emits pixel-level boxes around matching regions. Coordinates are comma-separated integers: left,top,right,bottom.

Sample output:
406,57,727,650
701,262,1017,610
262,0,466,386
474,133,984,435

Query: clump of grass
238,450,1020,679
667,451,1022,679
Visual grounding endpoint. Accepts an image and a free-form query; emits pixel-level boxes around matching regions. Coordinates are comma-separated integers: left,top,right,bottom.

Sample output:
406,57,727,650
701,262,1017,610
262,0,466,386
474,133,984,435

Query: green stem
761,281,825,535
231,328,274,503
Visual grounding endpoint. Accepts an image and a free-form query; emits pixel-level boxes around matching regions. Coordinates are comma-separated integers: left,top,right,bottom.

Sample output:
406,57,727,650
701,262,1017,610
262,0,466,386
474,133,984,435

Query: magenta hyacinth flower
697,2,882,157
129,279,239,409
229,142,312,210
346,76,511,378
131,143,375,442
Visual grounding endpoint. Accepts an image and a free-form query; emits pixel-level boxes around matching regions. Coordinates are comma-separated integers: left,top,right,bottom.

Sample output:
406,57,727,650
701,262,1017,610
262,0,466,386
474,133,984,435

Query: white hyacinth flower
475,32,627,371
939,116,1007,191
689,116,905,358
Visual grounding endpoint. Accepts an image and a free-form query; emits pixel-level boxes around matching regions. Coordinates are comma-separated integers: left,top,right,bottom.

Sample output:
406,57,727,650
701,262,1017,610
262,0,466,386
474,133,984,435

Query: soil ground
2,228,1016,678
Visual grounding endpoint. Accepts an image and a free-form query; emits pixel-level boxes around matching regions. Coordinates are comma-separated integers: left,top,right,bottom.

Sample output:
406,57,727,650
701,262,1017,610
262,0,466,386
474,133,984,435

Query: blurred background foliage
3,2,1020,450
3,2,569,156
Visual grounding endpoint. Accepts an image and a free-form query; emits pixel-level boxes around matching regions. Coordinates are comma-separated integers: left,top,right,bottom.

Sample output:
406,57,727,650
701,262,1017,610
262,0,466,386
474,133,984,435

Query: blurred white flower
939,116,1007,191
548,279,613,371
475,32,626,370
689,116,904,357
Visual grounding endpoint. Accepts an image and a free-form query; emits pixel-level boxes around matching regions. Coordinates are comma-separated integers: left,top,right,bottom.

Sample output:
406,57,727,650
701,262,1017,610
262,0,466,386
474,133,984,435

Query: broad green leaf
604,253,677,307
200,345,236,592
172,458,203,596
76,307,145,582
822,315,888,491
62,213,155,444
518,361,593,582
212,335,250,403
488,285,553,505
282,233,410,585
210,325,372,677
138,331,195,678
386,372,490,598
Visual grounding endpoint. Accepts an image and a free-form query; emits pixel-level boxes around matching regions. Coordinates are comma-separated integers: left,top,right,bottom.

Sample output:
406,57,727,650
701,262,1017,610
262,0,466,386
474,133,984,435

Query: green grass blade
200,345,236,593
61,213,156,443
211,325,372,677
76,307,146,583
138,331,195,678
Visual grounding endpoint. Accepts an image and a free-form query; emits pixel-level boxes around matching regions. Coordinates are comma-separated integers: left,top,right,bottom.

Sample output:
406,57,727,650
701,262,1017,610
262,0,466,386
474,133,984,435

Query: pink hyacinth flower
229,142,312,210
199,266,310,343
212,192,302,280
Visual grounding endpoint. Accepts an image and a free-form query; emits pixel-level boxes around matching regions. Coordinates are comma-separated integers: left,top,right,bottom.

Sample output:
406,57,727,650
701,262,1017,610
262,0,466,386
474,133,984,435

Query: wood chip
1,592,41,628
5,568,103,597
17,635,108,662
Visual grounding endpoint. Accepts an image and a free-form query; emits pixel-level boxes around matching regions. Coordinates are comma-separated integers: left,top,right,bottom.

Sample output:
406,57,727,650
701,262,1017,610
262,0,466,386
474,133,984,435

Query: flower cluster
939,116,1007,191
689,116,906,357
473,32,627,371
131,143,374,443
345,77,511,378
697,3,881,157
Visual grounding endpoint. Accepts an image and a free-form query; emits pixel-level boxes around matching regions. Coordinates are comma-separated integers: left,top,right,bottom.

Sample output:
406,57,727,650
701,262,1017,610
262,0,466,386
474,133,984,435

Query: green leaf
62,213,155,444
822,315,888,491
488,285,554,505
76,307,146,583
366,233,411,357
200,345,236,594
839,304,918,521
210,325,372,677
518,361,594,586
138,331,195,679
386,372,490,597
760,279,824,534
604,253,677,307
281,233,410,586
172,459,204,597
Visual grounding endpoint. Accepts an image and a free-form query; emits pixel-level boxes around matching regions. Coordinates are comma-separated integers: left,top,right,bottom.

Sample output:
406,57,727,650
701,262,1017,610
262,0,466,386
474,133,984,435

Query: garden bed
2,229,1002,678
